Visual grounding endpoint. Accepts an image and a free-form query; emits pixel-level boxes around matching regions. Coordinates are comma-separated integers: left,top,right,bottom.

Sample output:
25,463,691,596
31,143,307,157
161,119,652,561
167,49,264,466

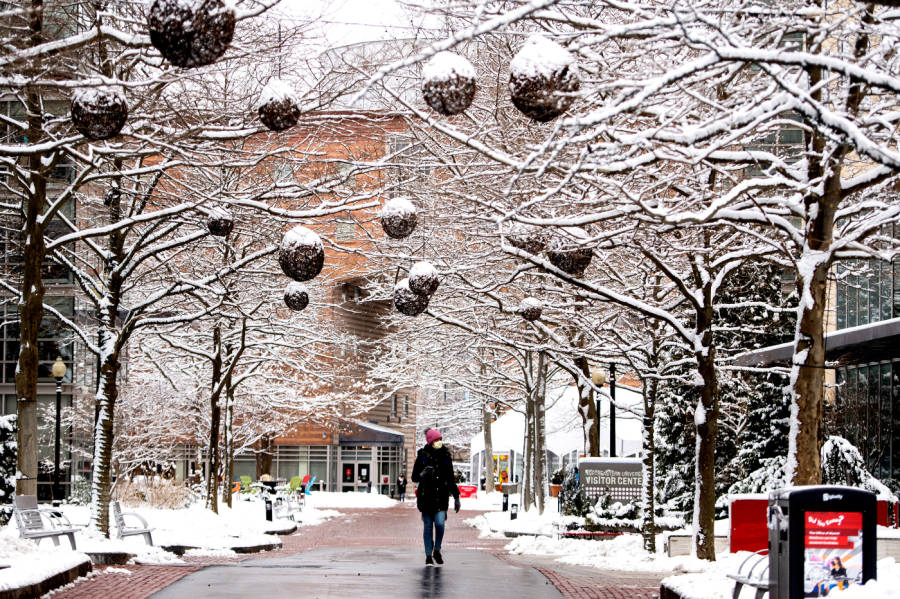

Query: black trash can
768,486,877,599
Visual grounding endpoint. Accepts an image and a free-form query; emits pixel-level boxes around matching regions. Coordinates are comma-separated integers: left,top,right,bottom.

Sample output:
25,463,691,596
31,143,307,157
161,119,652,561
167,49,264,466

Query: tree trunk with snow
206,325,223,513
533,351,547,514
91,329,120,536
482,401,494,493
641,375,657,552
693,291,719,561
224,381,235,509
574,357,600,457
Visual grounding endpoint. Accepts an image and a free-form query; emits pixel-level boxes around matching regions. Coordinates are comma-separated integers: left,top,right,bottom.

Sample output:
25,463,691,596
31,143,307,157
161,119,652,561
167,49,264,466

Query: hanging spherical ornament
380,197,417,239
148,0,236,69
509,36,580,122
103,187,121,207
257,79,301,131
206,206,233,237
394,278,430,316
71,88,128,140
506,223,547,255
546,229,593,276
278,225,325,282
408,261,440,296
283,282,309,312
422,51,477,116
519,297,543,322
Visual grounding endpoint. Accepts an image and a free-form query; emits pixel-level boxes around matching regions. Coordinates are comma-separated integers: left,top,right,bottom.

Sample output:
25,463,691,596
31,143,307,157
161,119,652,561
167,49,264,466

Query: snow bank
0,526,90,592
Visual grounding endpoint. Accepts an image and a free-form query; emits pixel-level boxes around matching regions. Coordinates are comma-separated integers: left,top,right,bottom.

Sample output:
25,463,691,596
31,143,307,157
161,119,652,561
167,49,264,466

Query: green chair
240,475,254,494
289,476,302,492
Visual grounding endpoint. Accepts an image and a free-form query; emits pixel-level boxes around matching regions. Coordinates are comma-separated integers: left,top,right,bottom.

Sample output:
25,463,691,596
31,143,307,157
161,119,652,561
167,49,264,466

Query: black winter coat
411,444,460,514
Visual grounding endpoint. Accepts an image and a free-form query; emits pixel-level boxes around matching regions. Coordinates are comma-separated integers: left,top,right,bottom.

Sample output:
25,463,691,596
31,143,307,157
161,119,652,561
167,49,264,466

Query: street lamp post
590,365,617,457
51,357,67,502
590,367,607,456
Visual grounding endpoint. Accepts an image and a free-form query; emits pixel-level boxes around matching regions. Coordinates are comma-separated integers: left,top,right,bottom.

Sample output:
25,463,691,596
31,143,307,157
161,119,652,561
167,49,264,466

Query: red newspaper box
729,494,769,553
458,484,478,499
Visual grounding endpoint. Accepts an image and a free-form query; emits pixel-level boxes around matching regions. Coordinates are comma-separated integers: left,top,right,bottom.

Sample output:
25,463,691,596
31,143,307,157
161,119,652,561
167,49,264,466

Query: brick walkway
46,503,665,599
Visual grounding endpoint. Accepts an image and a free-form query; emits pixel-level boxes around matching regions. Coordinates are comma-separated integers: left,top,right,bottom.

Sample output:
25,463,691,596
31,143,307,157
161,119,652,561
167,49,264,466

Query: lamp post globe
51,357,66,502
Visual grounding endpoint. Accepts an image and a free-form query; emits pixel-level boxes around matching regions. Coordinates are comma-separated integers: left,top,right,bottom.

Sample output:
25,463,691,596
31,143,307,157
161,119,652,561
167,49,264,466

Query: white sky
275,0,425,46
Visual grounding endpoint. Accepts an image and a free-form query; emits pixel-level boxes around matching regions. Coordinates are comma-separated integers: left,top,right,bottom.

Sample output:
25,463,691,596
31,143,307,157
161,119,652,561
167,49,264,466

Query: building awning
339,420,404,445
734,316,900,367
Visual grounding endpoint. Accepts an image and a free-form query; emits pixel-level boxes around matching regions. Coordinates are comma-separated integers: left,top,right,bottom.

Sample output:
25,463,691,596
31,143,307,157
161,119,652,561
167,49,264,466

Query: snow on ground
0,525,91,591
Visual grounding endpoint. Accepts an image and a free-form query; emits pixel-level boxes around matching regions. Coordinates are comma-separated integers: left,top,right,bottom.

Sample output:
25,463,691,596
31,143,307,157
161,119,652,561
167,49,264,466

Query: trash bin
768,486,876,599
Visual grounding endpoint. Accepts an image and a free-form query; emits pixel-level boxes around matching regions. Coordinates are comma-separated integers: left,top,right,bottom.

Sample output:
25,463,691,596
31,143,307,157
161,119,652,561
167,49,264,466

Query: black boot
425,555,434,565
433,550,443,565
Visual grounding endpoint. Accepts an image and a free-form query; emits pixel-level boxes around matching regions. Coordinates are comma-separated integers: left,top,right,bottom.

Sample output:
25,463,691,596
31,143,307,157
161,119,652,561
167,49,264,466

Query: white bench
14,495,78,549
112,500,153,545
727,550,770,599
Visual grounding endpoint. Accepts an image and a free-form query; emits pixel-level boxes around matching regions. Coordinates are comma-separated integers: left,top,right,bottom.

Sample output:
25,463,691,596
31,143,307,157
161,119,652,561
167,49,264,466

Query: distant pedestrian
397,473,408,501
412,428,460,566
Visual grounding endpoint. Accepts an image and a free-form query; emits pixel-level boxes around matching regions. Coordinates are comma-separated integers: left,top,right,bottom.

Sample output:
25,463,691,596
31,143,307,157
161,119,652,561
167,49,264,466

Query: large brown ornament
284,282,309,312
148,0,236,69
408,261,440,296
278,225,325,282
422,52,477,116
71,88,128,140
207,207,234,237
546,229,593,276
258,79,301,131
509,37,580,122
519,297,543,322
381,198,417,239
394,278,430,316
507,223,547,255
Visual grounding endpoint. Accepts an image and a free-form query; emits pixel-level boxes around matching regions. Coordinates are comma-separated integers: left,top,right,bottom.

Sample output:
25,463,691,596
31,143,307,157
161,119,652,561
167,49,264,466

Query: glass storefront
832,361,900,480
835,224,900,330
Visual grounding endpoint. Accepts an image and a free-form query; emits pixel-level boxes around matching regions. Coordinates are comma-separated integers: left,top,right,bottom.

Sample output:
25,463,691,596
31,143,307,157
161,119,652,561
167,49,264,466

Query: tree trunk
641,376,657,552
90,333,119,536
224,384,235,508
482,401,494,492
206,325,223,513
693,299,719,561
256,435,273,479
533,351,547,514
14,3,47,497
574,357,600,457
523,381,534,509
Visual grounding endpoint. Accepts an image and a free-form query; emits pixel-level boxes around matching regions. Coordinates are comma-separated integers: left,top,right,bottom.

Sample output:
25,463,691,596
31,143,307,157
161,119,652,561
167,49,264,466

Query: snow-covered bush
148,0,236,69
821,436,897,500
0,415,14,525
560,464,591,517
509,36,580,122
67,478,92,506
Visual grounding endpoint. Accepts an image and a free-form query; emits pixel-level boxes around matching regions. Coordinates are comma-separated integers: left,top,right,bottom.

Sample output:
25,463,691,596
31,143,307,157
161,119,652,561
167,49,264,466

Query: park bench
726,549,770,599
111,500,154,545
13,495,79,549
272,487,305,521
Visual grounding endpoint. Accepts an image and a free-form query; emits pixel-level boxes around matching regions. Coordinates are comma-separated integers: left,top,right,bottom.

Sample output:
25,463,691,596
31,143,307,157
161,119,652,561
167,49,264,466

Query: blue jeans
422,510,447,555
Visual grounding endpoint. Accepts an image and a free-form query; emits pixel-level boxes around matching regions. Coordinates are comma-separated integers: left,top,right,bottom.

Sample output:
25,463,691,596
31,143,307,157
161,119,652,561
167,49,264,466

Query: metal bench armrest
120,511,151,529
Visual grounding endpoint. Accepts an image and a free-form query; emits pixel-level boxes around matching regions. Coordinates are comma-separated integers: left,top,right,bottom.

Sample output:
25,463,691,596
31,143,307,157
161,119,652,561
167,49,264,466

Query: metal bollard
265,497,273,521
510,503,518,520
502,493,509,512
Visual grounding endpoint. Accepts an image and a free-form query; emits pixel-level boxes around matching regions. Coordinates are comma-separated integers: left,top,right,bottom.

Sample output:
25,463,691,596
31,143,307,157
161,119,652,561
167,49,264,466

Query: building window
0,299,74,384
390,395,397,421
835,225,898,330
335,220,355,242
403,395,409,418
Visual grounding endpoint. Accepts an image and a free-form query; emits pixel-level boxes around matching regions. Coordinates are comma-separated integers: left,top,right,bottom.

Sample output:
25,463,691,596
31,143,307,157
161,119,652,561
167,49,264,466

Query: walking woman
412,429,460,565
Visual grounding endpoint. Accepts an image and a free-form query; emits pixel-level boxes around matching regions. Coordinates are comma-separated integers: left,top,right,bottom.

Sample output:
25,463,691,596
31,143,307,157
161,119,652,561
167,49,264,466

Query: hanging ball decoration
394,278,430,316
103,187,121,207
380,197,418,239
422,51,477,116
278,225,325,282
283,282,309,312
207,206,234,237
519,297,543,322
257,79,301,131
509,36,580,122
546,229,594,276
506,223,547,255
408,261,440,297
71,88,128,140
148,0,236,69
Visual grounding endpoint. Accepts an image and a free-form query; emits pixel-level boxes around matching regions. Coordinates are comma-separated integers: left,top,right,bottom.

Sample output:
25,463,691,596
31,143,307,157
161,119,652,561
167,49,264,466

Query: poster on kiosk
804,510,863,596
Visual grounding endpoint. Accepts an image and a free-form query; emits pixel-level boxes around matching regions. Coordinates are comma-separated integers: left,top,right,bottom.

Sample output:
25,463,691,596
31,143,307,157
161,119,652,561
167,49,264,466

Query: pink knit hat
426,429,442,444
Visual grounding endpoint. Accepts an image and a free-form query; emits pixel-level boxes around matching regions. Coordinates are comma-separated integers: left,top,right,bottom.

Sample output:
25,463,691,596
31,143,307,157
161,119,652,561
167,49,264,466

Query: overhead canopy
340,420,404,445
734,316,900,367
